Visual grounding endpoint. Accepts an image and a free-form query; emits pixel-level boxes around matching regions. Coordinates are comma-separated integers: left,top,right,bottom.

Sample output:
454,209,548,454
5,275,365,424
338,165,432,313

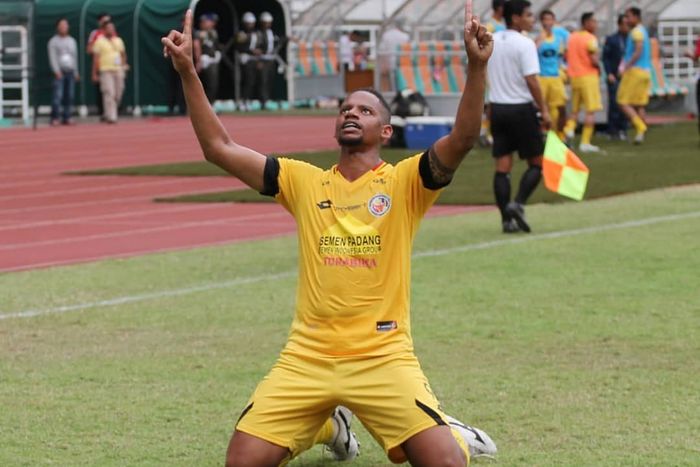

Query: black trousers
606,80,628,133
257,60,276,104
199,65,219,104
242,60,258,101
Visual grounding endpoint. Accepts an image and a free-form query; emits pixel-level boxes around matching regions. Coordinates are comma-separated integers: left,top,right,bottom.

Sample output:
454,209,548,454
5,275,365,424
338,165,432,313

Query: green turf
1,186,699,465
71,122,700,206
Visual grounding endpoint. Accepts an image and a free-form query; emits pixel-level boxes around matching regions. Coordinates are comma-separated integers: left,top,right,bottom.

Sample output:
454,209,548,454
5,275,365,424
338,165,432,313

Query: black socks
493,172,511,222
515,165,542,205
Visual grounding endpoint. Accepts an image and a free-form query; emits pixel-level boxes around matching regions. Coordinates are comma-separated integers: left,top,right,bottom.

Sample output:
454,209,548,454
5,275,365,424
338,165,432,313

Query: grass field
2,185,699,465
72,122,700,206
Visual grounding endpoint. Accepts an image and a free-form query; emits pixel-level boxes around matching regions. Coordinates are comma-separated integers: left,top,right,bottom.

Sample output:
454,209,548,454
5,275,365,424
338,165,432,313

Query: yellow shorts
538,76,568,109
235,350,454,462
570,75,602,113
617,68,651,107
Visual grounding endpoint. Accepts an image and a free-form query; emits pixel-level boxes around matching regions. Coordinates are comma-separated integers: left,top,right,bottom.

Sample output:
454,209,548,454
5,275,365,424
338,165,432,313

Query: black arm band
259,156,280,197
418,149,452,190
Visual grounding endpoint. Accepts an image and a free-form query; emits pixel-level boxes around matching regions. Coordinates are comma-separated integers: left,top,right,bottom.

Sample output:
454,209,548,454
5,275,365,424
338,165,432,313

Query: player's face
585,17,598,34
335,92,392,148
624,11,638,28
541,14,554,31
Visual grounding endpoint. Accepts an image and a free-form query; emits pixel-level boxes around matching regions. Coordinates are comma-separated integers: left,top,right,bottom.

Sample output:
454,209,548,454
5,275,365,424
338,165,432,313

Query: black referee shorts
491,103,545,159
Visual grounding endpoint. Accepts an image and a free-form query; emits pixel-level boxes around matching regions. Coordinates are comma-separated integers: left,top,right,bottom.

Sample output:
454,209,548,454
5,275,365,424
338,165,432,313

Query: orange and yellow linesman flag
543,131,590,201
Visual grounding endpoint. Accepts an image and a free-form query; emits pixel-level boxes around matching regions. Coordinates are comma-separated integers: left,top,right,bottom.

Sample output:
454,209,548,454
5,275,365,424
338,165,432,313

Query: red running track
0,116,489,272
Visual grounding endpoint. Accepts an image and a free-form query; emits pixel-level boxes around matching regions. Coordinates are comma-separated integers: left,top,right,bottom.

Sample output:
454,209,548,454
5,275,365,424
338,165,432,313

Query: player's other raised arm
162,10,266,192
431,1,493,183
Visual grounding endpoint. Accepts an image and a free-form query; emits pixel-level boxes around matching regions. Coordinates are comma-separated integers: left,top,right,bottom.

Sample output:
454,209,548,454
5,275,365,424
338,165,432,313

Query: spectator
686,35,700,135
87,13,111,118
196,13,221,104
603,14,629,140
378,21,410,91
236,12,259,111
339,31,354,71
350,31,369,71
48,18,79,126
92,21,128,124
258,12,282,109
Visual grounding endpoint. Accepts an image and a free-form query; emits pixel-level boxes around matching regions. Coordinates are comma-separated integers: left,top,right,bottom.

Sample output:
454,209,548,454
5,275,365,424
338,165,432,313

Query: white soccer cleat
634,132,645,145
326,406,360,461
447,415,497,459
579,143,601,153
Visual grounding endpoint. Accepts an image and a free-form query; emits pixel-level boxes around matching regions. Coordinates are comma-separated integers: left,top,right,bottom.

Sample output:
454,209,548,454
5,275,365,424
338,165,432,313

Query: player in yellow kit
163,3,496,466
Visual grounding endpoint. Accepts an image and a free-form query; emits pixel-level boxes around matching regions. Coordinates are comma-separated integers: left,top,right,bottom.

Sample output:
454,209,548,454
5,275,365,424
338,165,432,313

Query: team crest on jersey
368,194,391,217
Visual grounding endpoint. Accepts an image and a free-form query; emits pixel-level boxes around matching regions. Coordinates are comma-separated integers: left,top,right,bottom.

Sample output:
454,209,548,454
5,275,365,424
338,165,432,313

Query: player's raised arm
162,10,266,192
431,1,493,182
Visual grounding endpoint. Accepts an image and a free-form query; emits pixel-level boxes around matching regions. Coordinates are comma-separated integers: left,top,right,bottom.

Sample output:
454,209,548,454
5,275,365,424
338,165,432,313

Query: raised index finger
183,9,193,36
465,0,473,33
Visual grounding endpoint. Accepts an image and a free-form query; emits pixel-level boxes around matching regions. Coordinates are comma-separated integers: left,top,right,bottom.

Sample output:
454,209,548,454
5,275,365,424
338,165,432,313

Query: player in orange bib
163,3,496,466
565,12,603,152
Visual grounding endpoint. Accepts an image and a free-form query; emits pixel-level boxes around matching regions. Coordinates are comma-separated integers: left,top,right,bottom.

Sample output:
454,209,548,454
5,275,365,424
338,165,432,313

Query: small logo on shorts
376,321,398,332
368,194,391,217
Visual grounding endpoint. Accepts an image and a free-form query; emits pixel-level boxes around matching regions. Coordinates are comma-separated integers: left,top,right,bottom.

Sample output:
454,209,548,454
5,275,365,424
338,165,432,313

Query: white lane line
0,231,292,273
0,185,237,215
2,210,699,320
0,211,291,250
414,210,700,258
0,272,296,320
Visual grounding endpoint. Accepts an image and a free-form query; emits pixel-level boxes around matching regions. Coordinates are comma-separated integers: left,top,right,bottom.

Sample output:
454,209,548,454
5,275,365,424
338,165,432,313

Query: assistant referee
488,0,550,234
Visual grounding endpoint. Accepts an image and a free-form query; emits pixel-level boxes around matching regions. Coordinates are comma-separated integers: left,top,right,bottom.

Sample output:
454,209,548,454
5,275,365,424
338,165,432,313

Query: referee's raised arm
431,1,493,183
162,9,266,192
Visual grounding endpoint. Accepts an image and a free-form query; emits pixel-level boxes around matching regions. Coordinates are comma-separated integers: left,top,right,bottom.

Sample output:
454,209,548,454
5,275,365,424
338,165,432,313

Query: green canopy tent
33,0,290,112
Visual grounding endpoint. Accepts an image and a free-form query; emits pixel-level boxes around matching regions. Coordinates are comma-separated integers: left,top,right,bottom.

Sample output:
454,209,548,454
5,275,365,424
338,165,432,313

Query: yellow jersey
265,153,443,357
93,36,125,72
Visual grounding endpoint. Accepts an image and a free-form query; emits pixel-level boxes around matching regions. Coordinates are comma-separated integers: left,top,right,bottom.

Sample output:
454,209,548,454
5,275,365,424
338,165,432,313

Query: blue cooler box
404,117,455,149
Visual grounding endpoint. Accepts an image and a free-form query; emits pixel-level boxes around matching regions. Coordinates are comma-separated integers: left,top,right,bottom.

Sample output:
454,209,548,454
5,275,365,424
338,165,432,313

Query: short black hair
346,87,392,124
504,0,531,28
540,9,555,21
617,14,625,26
627,7,642,20
492,0,505,11
581,12,594,26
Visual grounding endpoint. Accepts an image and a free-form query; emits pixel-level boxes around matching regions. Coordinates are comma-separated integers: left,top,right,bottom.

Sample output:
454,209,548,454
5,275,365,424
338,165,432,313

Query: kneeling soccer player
162,2,496,465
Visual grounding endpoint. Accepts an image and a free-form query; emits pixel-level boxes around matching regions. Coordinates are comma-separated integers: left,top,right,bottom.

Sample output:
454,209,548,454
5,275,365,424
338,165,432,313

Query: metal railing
658,20,699,82
0,25,30,124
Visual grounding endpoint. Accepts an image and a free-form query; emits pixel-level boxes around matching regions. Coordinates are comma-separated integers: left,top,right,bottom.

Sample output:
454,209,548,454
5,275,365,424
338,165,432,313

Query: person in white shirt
487,0,550,234
379,21,411,91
